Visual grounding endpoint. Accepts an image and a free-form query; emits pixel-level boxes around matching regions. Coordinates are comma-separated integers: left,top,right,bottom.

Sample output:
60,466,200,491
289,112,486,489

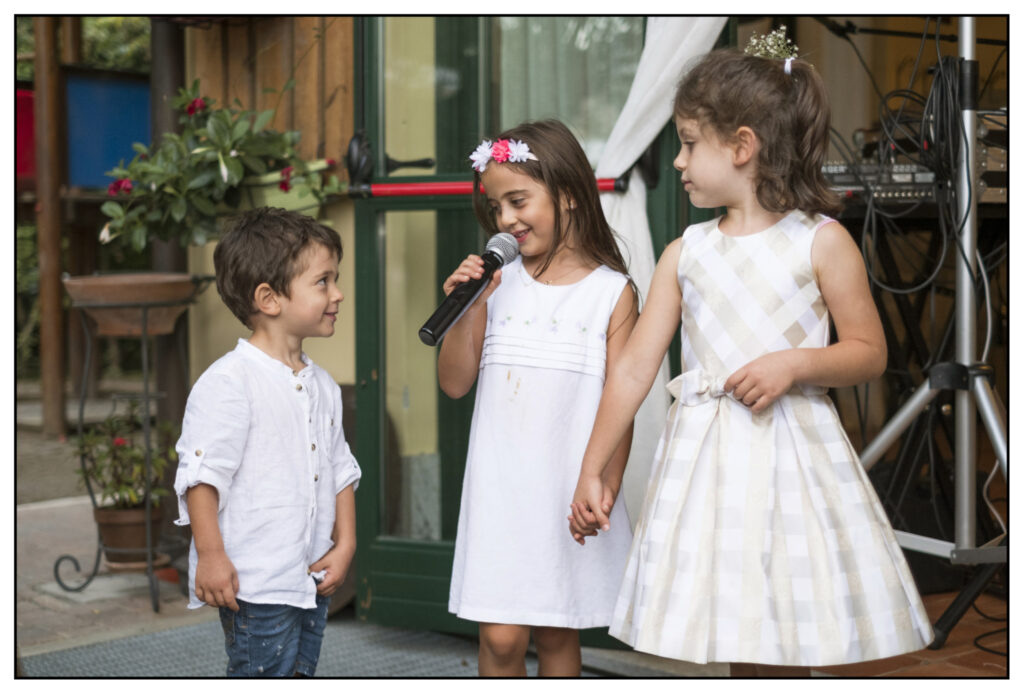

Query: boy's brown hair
214,207,343,328
674,49,841,217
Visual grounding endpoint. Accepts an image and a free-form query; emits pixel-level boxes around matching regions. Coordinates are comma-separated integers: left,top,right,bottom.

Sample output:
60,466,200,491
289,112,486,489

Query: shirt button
295,384,303,391
311,443,316,451
195,449,202,456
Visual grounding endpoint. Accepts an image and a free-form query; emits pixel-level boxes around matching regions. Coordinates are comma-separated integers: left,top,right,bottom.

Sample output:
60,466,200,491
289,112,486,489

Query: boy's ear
252,282,282,317
732,126,758,166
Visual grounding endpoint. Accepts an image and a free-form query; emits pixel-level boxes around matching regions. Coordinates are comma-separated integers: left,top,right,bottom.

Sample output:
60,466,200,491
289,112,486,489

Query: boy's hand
309,542,355,597
194,549,239,611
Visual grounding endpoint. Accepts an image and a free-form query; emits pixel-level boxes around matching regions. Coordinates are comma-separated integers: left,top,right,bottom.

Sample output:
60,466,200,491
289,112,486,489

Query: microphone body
419,232,519,346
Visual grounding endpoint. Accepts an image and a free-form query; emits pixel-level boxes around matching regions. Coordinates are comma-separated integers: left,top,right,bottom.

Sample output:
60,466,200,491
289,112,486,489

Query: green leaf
225,156,244,185
131,142,149,155
170,196,187,222
186,169,217,190
206,113,231,147
240,155,267,174
252,110,275,134
231,118,250,142
281,77,295,93
190,195,216,217
101,201,125,219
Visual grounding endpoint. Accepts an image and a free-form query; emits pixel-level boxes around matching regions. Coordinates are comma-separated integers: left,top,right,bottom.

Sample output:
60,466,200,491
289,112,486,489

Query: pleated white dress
449,257,633,628
609,211,934,666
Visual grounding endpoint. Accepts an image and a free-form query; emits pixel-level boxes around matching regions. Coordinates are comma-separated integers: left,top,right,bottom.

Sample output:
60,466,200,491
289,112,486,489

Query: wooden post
33,17,65,436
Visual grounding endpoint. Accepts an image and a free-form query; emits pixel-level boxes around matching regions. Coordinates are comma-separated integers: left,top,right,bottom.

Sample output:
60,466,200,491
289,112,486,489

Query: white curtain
596,16,728,528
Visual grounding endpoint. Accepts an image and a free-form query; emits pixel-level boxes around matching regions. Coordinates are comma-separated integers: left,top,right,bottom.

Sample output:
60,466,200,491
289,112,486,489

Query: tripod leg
927,536,1007,650
972,376,1007,477
860,383,939,471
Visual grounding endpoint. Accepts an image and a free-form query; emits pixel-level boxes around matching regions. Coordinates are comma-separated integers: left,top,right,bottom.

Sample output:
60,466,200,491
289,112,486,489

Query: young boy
173,207,360,677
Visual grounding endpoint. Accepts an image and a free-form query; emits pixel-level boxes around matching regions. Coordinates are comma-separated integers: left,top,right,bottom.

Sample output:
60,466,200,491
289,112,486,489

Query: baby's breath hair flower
744,25,799,60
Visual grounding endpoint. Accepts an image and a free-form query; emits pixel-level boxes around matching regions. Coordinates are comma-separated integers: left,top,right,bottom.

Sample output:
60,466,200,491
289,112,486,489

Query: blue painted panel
65,72,150,189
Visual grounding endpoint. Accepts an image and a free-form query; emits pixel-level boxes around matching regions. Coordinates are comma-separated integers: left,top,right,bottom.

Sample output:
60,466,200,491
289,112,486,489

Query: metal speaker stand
857,17,1007,649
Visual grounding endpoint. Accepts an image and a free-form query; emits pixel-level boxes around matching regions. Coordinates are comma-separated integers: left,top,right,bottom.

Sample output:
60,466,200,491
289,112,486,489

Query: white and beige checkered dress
609,211,934,666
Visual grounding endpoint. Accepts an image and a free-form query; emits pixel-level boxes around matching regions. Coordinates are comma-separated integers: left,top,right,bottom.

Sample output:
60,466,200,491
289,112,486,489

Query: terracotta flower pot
62,272,200,337
93,505,163,564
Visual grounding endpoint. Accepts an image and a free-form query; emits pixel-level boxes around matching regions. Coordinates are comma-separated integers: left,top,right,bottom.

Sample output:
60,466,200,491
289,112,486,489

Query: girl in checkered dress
569,49,933,674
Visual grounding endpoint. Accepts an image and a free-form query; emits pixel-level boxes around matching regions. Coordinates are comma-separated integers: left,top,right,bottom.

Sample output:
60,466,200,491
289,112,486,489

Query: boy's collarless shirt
174,338,361,609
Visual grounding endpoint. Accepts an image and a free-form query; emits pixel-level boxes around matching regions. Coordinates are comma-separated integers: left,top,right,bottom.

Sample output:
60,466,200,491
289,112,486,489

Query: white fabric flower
469,140,493,172
506,139,537,164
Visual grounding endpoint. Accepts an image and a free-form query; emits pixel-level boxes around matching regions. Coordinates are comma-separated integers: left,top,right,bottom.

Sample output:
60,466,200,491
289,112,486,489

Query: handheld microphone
418,232,519,346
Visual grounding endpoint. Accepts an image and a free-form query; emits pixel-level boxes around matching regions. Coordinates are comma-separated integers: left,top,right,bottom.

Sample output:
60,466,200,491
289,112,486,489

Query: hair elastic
784,57,795,75
470,138,538,173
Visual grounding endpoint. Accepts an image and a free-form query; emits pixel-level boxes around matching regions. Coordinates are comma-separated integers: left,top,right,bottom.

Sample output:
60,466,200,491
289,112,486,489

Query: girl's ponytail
788,61,841,217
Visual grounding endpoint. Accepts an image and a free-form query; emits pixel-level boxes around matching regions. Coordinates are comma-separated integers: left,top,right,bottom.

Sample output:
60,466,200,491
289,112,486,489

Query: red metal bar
365,178,621,197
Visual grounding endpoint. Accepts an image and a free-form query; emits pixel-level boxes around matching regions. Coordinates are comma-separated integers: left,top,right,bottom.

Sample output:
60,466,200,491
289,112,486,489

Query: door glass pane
494,17,644,165
382,17,438,177
382,210,441,540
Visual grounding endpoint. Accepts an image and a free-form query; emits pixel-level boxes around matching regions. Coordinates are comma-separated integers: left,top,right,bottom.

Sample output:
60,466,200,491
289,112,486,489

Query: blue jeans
219,594,330,677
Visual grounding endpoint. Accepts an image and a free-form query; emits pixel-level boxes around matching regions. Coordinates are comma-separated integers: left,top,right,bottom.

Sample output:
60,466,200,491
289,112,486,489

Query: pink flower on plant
279,165,294,192
186,97,206,116
107,178,133,196
326,158,337,167
112,437,128,447
491,139,511,163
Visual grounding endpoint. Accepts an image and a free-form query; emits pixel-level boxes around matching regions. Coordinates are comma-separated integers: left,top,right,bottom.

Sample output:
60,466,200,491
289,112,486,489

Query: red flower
278,165,294,192
326,158,337,167
107,178,133,196
186,97,206,116
112,437,128,447
491,139,511,163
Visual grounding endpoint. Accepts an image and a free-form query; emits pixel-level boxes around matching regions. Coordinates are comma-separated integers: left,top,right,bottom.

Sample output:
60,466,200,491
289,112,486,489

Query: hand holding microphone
419,232,519,346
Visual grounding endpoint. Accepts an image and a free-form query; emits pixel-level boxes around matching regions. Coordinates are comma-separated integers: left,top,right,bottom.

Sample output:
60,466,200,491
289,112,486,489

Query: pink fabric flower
491,139,511,163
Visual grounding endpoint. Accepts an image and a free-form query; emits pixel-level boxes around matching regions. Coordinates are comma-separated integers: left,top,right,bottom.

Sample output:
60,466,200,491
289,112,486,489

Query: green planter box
237,159,330,214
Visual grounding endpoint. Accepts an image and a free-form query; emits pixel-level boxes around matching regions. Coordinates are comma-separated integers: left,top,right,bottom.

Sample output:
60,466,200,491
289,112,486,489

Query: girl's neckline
517,257,601,288
713,210,794,239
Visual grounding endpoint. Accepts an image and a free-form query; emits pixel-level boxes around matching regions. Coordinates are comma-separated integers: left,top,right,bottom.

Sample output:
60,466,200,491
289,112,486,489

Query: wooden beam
33,17,65,436
59,17,82,64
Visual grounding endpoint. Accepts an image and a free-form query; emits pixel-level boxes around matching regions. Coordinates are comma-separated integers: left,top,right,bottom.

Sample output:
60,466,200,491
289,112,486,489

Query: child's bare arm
186,483,239,611
437,255,501,399
570,283,637,544
572,241,683,532
725,221,886,413
310,484,356,596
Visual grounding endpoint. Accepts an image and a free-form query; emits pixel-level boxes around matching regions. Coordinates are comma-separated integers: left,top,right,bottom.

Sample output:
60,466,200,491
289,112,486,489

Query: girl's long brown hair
471,119,639,317
674,49,841,217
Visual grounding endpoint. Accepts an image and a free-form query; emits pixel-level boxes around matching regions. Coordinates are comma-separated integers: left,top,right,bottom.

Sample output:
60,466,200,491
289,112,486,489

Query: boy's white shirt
173,338,361,609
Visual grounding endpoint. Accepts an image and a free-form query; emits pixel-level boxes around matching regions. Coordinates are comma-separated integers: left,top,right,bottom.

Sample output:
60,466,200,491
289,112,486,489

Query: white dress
610,211,934,666
449,257,633,628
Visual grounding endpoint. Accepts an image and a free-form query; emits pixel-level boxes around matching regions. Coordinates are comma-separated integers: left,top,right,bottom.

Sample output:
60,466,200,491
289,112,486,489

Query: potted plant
99,79,342,251
77,400,178,565
64,79,342,335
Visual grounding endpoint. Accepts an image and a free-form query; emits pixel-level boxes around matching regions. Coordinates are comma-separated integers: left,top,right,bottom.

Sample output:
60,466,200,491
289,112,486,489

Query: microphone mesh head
486,232,520,265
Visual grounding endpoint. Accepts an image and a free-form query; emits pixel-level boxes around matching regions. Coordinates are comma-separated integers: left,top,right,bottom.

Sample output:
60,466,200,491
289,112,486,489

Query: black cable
972,627,1007,658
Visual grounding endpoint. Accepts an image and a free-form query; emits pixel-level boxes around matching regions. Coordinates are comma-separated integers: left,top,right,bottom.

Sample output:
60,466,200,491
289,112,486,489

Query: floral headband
744,25,799,63
469,138,538,173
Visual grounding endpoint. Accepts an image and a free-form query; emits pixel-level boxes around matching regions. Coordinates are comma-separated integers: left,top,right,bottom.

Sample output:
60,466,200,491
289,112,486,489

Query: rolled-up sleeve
330,384,361,496
173,369,251,526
